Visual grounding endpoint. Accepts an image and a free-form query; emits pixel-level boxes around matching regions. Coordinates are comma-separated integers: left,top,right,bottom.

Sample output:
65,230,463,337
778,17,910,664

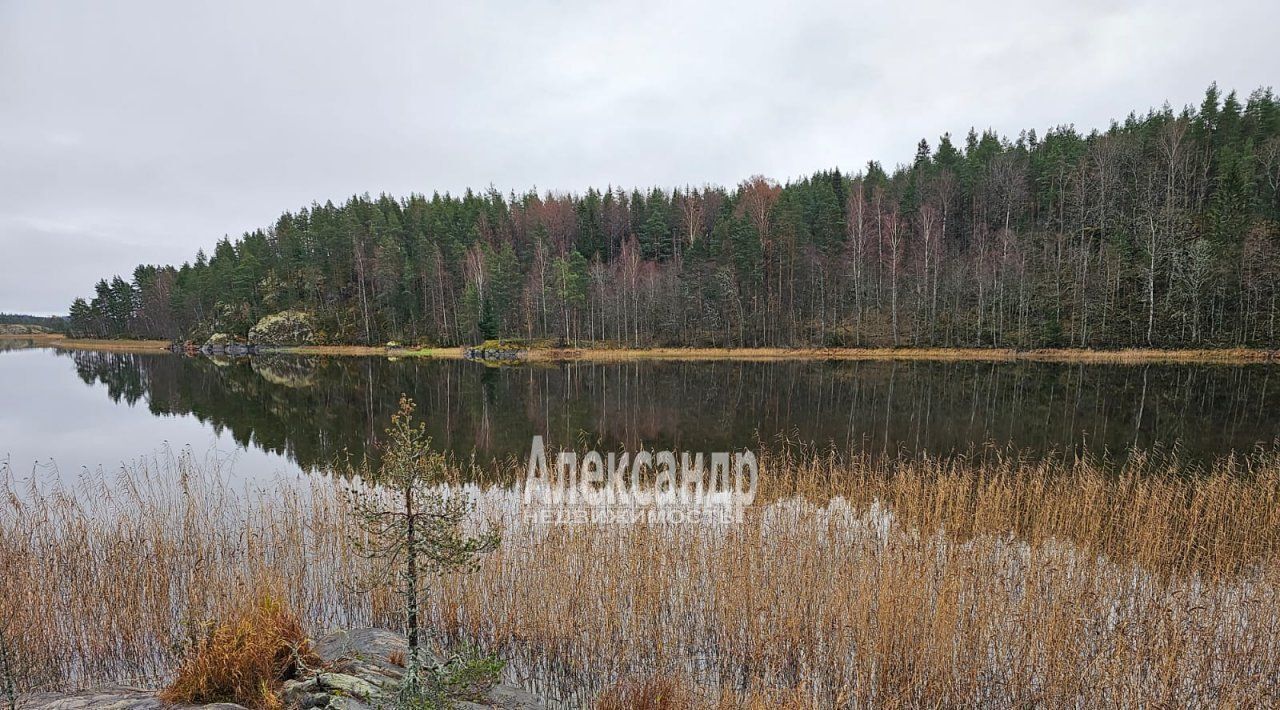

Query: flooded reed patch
3,449,1279,707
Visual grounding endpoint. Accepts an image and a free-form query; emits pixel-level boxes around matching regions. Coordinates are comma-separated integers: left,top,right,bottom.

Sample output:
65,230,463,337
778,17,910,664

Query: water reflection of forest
0,338,44,353
64,350,1280,473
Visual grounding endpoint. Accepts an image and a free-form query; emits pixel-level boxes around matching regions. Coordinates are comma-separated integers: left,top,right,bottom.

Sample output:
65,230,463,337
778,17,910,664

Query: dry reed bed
3,450,1280,707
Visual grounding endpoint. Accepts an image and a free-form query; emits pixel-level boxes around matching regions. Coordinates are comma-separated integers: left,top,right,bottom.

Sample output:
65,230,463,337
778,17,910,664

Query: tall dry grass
0,457,395,692
758,446,1280,577
159,594,316,710
3,448,1280,707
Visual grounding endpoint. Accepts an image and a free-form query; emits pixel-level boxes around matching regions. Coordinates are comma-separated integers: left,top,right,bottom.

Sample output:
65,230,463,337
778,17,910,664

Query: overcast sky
2,0,1277,315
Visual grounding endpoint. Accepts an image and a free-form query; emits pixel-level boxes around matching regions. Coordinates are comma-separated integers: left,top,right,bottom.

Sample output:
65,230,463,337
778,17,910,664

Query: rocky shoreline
462,345,526,362
19,629,544,710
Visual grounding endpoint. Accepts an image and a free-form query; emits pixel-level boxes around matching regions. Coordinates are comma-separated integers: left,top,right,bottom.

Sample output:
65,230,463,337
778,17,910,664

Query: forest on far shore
68,84,1280,349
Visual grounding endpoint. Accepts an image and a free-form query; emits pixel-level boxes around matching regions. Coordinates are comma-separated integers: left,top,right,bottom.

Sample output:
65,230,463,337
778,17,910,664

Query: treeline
70,85,1280,348
0,313,65,331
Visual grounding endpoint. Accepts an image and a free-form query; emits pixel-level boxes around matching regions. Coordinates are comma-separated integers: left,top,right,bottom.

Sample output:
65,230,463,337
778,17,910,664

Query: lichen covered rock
248,310,315,346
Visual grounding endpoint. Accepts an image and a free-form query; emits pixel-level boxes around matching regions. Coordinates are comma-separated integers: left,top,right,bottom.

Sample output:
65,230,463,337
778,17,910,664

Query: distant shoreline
3,334,172,352
6,333,1277,365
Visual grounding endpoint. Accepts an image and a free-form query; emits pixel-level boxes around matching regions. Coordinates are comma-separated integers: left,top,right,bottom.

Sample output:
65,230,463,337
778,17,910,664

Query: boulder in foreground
17,628,545,710
17,685,247,709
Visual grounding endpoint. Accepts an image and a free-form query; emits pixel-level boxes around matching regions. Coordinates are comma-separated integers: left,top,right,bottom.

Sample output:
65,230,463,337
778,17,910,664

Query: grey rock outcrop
463,346,526,362
19,628,543,710
201,333,253,356
0,324,51,335
285,628,545,710
248,311,315,347
17,686,246,709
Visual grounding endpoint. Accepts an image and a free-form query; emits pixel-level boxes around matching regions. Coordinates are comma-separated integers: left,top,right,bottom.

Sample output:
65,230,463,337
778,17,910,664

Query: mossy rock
204,332,239,348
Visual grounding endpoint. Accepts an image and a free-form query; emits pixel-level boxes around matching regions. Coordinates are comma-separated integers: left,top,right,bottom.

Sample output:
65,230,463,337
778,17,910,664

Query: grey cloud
1,0,1277,314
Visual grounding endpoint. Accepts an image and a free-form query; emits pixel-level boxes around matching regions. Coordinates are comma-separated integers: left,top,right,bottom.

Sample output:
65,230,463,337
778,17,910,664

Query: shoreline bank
502,345,1280,364
2,334,172,352
6,334,1277,364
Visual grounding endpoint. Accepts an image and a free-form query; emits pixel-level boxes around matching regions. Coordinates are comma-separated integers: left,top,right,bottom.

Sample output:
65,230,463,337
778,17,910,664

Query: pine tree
339,396,499,702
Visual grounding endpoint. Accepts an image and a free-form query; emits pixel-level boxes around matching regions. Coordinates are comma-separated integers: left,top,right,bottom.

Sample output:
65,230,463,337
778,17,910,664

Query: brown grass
159,594,316,710
7,333,1275,364
594,675,698,710
757,447,1280,576
522,345,1280,364
3,334,172,352
274,344,465,358
3,449,1280,706
594,676,817,710
448,454,1280,707
268,343,1280,366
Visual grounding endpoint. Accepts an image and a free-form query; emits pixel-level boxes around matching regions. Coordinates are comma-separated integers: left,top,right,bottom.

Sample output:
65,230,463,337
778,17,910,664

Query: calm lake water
2,342,1278,484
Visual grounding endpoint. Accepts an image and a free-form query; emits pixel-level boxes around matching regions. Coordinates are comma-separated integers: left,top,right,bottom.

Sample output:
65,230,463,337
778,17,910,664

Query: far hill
0,313,65,333
0,324,53,335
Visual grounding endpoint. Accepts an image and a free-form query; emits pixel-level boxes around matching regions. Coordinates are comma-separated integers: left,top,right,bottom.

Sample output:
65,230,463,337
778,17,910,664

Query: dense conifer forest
68,85,1280,348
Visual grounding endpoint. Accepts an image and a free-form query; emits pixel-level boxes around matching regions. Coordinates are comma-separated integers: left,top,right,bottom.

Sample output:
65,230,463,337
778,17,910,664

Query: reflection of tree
70,351,147,405
61,351,1280,474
